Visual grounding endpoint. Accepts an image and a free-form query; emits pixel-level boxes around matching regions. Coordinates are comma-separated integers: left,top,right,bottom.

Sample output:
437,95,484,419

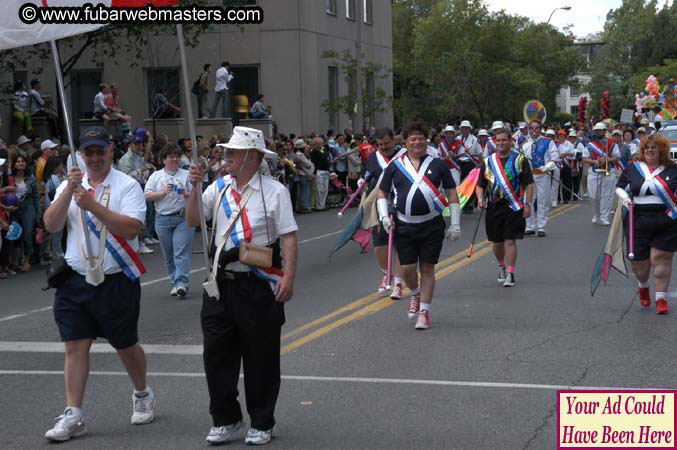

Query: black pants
201,274,285,430
560,166,573,202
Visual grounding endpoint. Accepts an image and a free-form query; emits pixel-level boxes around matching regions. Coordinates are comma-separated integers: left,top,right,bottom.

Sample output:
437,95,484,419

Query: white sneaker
206,420,244,445
390,283,403,300
138,244,154,255
497,266,507,283
143,237,154,245
592,215,598,224
176,287,188,298
503,272,515,287
170,287,178,296
244,426,274,445
150,238,161,245
131,388,155,425
45,408,87,441
600,219,611,226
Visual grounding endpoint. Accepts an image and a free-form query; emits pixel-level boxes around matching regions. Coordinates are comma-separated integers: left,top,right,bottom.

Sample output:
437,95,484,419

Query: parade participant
358,127,405,299
549,130,567,207
522,120,559,237
478,129,491,156
456,120,482,213
185,126,298,445
476,128,534,287
43,127,153,442
583,122,621,226
513,122,529,150
377,120,460,330
487,121,504,154
144,144,194,298
438,125,462,185
616,135,677,314
561,130,583,202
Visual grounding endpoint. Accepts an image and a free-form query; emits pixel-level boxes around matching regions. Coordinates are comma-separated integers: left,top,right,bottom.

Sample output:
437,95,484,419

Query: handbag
238,172,273,269
44,256,73,290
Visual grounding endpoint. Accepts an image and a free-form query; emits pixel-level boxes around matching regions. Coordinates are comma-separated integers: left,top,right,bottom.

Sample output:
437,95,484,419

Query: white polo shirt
55,167,146,276
202,173,298,272
144,168,192,215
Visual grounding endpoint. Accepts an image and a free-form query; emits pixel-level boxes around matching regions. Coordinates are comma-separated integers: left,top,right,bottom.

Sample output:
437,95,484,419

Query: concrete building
555,38,605,117
1,0,393,143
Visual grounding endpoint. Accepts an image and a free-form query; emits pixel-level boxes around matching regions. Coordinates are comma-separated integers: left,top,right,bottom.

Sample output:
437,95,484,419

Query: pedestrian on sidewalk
144,144,194,299
43,126,154,442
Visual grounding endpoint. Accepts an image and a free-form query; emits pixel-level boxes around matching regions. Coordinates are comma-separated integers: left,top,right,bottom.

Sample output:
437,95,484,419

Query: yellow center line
281,240,491,342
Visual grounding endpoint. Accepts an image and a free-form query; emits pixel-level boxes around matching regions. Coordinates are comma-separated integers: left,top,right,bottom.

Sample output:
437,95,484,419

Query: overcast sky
484,0,622,38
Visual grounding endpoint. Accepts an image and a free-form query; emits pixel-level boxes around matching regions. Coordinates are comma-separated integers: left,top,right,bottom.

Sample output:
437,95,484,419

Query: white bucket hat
568,130,577,137
17,135,30,146
460,120,472,129
478,129,489,137
593,122,607,131
545,129,556,136
217,126,276,157
491,121,504,131
40,139,59,151
443,125,455,133
518,122,527,129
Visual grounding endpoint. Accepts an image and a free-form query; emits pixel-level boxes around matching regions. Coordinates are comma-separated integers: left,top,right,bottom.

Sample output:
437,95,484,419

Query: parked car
657,125,677,161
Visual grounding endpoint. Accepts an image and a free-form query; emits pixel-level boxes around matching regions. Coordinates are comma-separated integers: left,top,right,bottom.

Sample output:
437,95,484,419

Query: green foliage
392,0,582,127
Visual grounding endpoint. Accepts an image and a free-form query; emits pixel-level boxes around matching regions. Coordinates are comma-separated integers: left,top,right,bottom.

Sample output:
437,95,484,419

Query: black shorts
54,272,141,349
485,202,526,243
395,215,445,265
372,225,389,247
625,208,677,261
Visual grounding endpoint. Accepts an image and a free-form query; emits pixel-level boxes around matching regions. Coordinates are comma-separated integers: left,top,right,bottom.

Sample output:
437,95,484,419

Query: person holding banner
583,122,621,226
43,127,153,442
377,120,460,330
186,126,298,446
615,135,677,314
522,120,559,237
476,128,534,287
358,127,405,299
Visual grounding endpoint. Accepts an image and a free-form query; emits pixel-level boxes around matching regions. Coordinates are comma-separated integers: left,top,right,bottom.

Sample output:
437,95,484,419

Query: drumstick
467,202,485,258
386,214,394,290
628,202,635,260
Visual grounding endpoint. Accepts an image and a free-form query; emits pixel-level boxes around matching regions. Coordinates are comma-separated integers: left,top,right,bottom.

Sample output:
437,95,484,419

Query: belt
219,270,255,280
160,209,184,217
397,210,439,224
532,169,545,175
634,195,663,205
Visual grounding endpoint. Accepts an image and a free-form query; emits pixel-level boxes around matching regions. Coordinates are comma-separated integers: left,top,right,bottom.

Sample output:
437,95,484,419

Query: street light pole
547,6,572,24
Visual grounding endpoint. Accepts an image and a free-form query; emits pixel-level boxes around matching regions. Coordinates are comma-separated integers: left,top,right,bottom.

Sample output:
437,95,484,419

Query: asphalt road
1,199,676,450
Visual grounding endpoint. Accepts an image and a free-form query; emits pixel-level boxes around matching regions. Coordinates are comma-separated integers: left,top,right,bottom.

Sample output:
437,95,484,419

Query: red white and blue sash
438,140,461,171
456,135,482,165
633,161,677,219
84,213,146,281
487,138,496,154
393,154,449,218
487,153,523,212
375,151,390,170
216,176,284,289
587,140,624,171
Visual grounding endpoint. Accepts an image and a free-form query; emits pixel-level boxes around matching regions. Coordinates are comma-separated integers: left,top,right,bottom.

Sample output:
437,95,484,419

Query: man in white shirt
582,122,621,225
186,126,298,446
92,83,110,128
43,126,154,442
456,120,482,213
210,61,234,119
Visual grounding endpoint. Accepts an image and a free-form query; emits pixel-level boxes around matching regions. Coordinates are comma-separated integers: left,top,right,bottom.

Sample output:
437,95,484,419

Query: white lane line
0,228,342,323
0,341,202,354
0,370,660,391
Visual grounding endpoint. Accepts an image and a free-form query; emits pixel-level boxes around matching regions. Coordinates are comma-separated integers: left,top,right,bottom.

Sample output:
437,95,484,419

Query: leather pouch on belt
239,242,272,269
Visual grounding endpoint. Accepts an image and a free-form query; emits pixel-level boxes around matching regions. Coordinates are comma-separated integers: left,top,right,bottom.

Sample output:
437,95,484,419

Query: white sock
66,407,83,418
134,387,151,397
420,303,430,311
656,292,667,300
393,277,402,286
638,280,649,288
410,288,420,296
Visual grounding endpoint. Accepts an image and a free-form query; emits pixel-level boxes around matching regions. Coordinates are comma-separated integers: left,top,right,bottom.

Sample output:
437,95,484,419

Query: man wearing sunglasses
43,126,154,441
522,120,559,237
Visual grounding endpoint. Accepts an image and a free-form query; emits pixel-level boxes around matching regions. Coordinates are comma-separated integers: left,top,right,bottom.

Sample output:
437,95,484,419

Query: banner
0,0,179,50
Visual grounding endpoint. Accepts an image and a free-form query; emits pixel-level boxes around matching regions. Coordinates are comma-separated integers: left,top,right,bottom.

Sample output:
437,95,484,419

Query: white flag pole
50,39,96,267
176,24,211,271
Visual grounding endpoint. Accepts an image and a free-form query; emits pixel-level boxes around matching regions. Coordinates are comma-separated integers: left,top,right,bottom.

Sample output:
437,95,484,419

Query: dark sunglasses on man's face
83,146,107,157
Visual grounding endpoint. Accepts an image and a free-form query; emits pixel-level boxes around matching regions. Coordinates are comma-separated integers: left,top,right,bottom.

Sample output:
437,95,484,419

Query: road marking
141,268,205,287
281,245,495,354
0,307,53,323
298,230,343,244
0,341,203,354
0,369,658,391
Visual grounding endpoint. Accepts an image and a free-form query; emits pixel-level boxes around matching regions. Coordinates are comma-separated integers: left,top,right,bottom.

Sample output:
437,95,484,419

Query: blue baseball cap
79,126,111,149
133,128,148,143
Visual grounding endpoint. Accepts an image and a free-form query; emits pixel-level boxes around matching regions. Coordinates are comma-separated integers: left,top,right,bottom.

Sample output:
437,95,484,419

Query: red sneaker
415,310,430,330
390,283,403,300
656,299,668,315
639,287,651,308
407,293,420,320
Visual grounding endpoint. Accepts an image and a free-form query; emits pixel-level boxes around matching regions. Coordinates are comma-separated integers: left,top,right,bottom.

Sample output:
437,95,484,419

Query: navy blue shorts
53,272,141,350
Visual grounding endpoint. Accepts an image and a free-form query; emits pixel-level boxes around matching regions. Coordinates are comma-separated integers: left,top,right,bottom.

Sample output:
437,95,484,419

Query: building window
346,0,355,19
328,66,339,131
363,0,372,24
145,67,181,118
569,85,578,97
365,72,375,128
229,65,259,115
326,0,336,15
570,105,578,116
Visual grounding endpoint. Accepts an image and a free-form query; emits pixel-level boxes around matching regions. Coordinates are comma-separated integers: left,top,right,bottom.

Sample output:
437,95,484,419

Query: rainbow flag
444,167,480,216
591,203,628,296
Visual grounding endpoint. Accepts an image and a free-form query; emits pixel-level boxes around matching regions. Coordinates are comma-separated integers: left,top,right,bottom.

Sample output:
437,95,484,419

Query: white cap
640,118,650,125
443,125,455,133
40,139,59,151
637,127,647,133
294,138,305,149
593,122,607,131
545,129,556,136
649,123,656,129
478,129,489,137
17,135,30,146
611,129,622,136
518,122,527,129
491,121,504,131
568,130,578,137
217,126,276,156
460,120,472,129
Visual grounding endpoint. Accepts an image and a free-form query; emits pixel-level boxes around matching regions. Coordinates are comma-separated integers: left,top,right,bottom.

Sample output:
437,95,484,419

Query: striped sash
633,161,677,219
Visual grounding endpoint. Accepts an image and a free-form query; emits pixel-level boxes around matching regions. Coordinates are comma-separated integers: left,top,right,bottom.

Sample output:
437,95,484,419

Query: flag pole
176,24,211,271
50,39,96,268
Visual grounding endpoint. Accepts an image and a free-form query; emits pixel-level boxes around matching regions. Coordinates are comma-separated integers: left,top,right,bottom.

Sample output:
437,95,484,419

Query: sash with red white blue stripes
393,154,449,215
84,213,146,281
438,140,461,171
216,176,285,290
487,152,524,212
587,140,624,171
633,161,677,219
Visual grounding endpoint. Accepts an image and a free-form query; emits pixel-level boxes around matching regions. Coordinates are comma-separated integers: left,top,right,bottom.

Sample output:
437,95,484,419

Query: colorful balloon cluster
646,75,660,97
635,75,661,117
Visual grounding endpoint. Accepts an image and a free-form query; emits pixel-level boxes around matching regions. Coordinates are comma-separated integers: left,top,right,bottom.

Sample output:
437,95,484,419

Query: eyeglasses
83,147,107,157
529,126,541,130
